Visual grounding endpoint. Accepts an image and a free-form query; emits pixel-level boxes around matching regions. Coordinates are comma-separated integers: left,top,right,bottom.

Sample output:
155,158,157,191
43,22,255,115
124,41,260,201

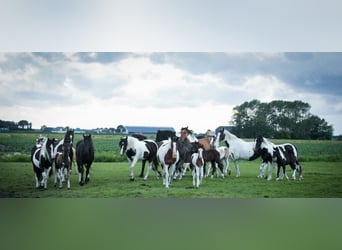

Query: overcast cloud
0,52,341,135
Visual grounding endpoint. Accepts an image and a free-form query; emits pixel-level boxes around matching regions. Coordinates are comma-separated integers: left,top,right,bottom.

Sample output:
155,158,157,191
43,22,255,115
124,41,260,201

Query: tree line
0,120,32,131
230,100,333,140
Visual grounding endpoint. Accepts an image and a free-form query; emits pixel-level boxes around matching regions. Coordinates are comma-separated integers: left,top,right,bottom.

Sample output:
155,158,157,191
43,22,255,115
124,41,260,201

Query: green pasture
1,131,342,162
0,132,342,198
1,161,341,198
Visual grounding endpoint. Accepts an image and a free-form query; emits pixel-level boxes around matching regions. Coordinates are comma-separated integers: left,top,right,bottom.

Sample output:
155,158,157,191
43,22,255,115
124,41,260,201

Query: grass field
1,160,341,198
1,132,342,198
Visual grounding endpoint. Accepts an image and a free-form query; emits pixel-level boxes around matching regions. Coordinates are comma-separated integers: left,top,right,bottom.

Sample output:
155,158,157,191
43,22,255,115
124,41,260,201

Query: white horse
119,136,160,181
217,128,259,177
157,138,180,188
191,147,204,188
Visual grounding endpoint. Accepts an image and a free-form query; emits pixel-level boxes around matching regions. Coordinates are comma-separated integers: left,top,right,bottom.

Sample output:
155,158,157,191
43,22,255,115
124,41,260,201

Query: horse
202,149,225,178
76,134,95,185
119,136,161,181
180,126,213,150
156,130,176,143
130,133,149,178
175,138,202,179
217,128,260,177
212,135,231,176
54,130,74,189
254,136,303,181
191,147,204,188
157,137,180,188
31,137,55,189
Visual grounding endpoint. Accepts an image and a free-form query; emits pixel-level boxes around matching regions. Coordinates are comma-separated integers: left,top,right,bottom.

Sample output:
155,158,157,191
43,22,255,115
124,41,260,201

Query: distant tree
231,100,333,139
17,120,32,130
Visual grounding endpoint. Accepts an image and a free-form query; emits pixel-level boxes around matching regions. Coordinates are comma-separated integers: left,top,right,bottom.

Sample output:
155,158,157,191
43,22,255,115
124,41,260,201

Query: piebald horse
31,137,56,189
217,128,260,177
157,137,180,188
254,136,303,181
119,136,160,181
54,130,74,189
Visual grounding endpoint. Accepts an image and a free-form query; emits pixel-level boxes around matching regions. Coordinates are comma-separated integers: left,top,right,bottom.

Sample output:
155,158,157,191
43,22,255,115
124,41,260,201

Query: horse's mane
223,130,239,141
40,137,48,157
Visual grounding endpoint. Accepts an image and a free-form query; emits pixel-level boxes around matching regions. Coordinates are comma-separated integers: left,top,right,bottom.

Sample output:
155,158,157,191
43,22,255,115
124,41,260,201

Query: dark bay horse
76,134,95,185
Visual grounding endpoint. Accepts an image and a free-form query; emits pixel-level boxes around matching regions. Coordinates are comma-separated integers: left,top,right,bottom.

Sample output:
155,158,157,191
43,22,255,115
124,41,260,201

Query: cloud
0,52,342,134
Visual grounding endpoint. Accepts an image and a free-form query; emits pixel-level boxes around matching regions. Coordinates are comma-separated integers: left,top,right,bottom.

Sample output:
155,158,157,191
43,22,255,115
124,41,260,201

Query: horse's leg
200,167,204,185
223,158,230,176
78,164,84,186
164,165,169,188
129,157,138,181
196,166,201,187
143,162,152,180
217,161,225,178
192,167,196,187
152,158,161,179
169,164,176,187
266,162,273,181
35,173,40,188
297,162,303,181
276,164,281,181
85,164,91,183
257,163,264,178
66,167,71,189
139,160,146,178
54,167,58,187
234,160,240,178
44,166,51,189
206,161,212,178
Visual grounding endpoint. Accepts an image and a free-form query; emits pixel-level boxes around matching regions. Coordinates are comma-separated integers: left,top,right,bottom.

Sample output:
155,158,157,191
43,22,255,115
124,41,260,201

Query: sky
0,52,342,135
0,0,341,135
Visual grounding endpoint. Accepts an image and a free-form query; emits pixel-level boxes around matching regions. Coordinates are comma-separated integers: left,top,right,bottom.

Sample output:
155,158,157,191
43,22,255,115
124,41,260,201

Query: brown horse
180,127,214,150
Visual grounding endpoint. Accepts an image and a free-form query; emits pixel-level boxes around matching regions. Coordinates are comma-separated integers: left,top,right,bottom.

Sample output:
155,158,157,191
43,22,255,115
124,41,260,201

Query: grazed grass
1,161,341,198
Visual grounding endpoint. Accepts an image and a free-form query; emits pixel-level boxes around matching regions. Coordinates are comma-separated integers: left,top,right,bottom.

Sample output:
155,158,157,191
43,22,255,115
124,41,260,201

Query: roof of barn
122,126,176,134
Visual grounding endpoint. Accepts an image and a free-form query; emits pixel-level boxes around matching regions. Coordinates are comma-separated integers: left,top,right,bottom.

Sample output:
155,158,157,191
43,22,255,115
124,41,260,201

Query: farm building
116,125,175,135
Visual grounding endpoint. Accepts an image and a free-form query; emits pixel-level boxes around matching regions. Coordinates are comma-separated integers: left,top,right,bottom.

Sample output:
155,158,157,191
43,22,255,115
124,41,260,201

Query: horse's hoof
130,178,135,182
79,181,84,186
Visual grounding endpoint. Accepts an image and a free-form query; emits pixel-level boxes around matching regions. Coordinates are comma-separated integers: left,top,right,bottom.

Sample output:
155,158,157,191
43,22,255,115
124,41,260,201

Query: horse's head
217,129,225,142
254,135,264,152
119,136,128,156
180,126,193,140
83,134,92,144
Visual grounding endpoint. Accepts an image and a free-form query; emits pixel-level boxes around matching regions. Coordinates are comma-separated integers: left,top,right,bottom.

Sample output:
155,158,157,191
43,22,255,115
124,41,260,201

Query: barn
116,125,176,135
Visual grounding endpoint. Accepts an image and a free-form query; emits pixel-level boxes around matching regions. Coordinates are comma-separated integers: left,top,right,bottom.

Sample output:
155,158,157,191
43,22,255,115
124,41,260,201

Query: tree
230,100,333,139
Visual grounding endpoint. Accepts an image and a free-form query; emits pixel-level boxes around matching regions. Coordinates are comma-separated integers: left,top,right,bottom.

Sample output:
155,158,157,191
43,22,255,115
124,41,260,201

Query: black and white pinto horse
31,137,56,189
254,136,303,181
76,134,95,186
157,137,180,188
217,128,260,177
119,136,160,181
54,130,74,189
